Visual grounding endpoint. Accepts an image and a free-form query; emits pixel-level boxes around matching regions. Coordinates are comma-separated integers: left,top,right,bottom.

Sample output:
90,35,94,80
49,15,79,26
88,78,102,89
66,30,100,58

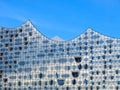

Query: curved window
58,58,67,63
62,74,69,78
19,61,25,66
72,71,79,78
39,67,47,71
25,68,32,72
57,79,64,85
75,57,81,63
106,39,113,43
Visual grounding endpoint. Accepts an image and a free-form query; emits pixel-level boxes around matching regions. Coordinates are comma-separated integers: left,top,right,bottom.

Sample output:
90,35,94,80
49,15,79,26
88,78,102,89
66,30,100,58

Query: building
0,20,120,90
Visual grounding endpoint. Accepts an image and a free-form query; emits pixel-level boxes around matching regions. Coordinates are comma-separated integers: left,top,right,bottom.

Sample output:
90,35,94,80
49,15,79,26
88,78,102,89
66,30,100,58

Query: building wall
0,21,120,90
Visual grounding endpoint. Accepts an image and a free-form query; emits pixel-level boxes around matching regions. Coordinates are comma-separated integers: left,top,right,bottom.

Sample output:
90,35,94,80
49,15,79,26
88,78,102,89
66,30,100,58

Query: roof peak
52,36,64,41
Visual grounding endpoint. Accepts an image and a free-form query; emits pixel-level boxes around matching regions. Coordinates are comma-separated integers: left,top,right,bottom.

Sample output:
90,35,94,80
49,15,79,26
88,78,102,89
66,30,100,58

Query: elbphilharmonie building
0,21,120,90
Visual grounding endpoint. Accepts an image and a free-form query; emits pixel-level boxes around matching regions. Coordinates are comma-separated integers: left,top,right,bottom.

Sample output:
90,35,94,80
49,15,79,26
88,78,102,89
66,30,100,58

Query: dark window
39,73,43,78
9,47,13,51
10,34,14,38
104,76,107,80
84,79,88,84
90,86,93,90
0,75,2,78
9,65,12,68
15,34,18,37
96,86,100,90
0,70,3,73
39,81,41,86
102,55,106,59
116,70,119,74
110,76,114,79
90,76,93,80
19,47,22,50
0,53,3,56
5,43,8,47
90,66,93,70
117,81,120,84
9,39,12,42
29,32,32,36
104,65,107,69
49,80,54,85
116,86,119,90
24,42,28,45
18,81,21,86
109,65,112,69
19,29,22,32
24,37,27,41
78,64,82,70
78,86,81,90
72,72,79,78
5,30,9,34
0,35,3,39
72,79,76,85
75,57,82,63
66,87,69,90
84,64,88,69
102,71,106,74
4,78,8,83
14,60,17,64
4,61,8,64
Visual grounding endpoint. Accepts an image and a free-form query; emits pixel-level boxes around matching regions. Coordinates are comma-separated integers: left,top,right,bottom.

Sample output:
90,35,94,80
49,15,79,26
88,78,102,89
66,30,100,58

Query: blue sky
0,0,120,40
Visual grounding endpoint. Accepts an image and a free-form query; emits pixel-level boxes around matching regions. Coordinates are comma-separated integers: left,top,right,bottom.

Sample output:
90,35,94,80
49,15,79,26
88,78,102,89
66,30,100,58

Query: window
19,47,22,50
78,64,82,70
58,58,67,63
72,79,76,85
0,35,3,39
75,57,81,63
24,37,27,41
24,42,28,45
15,34,18,37
0,75,2,78
57,79,64,85
9,47,13,51
5,43,8,47
39,73,43,78
4,78,8,83
49,80,54,85
25,68,32,72
18,81,21,86
84,64,88,69
72,71,79,78
9,39,12,42
29,32,32,36
62,74,69,78
116,70,119,74
19,61,25,66
84,79,88,84
19,29,22,32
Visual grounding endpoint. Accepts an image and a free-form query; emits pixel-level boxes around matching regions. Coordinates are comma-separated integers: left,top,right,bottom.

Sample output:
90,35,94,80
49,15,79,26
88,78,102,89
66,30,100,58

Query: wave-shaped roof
0,20,119,42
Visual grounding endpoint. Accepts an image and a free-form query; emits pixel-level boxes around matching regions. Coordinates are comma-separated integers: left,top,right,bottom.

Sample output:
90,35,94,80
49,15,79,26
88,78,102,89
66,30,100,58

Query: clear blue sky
0,0,120,40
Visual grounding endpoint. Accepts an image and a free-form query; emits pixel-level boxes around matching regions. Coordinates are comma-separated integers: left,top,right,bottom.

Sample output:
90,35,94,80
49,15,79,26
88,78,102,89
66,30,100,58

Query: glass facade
0,20,120,90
